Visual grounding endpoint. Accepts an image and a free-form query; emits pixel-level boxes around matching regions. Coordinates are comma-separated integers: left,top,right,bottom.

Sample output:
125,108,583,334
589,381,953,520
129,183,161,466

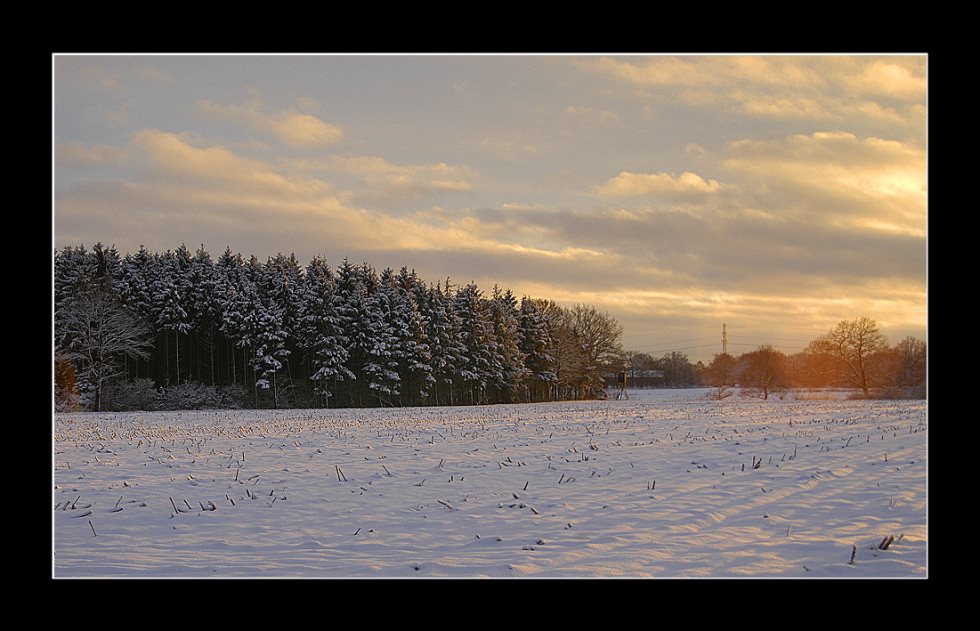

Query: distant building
605,369,666,389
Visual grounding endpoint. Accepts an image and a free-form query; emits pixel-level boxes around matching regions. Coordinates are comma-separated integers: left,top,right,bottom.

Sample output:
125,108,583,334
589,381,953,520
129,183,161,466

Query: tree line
54,243,624,411
699,317,926,399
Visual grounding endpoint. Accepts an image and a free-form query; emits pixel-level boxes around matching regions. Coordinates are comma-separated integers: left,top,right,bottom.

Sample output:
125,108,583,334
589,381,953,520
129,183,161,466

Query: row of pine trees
55,243,623,411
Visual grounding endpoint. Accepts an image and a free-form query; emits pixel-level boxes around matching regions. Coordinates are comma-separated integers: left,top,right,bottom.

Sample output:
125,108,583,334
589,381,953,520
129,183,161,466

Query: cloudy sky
53,54,927,362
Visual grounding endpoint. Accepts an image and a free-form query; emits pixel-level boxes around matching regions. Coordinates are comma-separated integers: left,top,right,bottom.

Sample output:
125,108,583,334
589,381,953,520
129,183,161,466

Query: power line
644,335,719,347
640,328,814,357
642,341,807,356
727,342,805,350
729,335,814,343
644,343,720,354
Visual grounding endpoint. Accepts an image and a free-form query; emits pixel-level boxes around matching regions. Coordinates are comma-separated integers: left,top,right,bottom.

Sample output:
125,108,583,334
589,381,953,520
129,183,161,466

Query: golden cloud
843,59,928,101
723,130,926,236
578,55,926,129
563,105,620,124
197,99,343,148
57,130,502,258
267,112,343,148
284,155,477,196
128,129,335,198
593,171,721,198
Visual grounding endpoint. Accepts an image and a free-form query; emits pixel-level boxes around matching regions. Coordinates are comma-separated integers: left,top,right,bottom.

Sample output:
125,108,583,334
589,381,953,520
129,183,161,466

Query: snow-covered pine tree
364,269,402,406
214,247,248,387
297,256,352,407
416,283,442,405
90,242,121,289
423,281,467,405
274,253,306,403
333,259,375,406
454,282,499,405
54,245,97,320
55,245,111,345
395,267,434,406
115,246,156,321
189,245,218,384
173,245,197,383
153,248,192,386
489,286,529,404
238,255,265,405
250,254,298,408
113,246,158,379
519,296,557,402
533,300,586,400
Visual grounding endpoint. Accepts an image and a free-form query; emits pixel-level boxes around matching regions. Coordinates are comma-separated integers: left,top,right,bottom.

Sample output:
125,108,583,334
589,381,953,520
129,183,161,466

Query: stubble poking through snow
53,389,927,577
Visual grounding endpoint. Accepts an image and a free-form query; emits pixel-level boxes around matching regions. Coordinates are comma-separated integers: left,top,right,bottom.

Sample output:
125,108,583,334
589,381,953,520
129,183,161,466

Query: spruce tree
454,282,498,404
519,296,556,402
364,270,401,405
251,255,298,407
425,281,466,405
489,286,528,403
395,267,434,405
114,246,157,379
333,259,371,406
214,248,249,387
153,248,192,386
298,256,352,406
189,245,217,384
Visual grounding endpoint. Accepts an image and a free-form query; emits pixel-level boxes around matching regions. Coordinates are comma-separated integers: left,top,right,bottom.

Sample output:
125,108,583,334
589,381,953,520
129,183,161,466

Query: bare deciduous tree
56,287,153,411
892,336,926,389
533,300,623,400
739,345,786,399
704,352,737,387
806,317,890,396
570,303,624,397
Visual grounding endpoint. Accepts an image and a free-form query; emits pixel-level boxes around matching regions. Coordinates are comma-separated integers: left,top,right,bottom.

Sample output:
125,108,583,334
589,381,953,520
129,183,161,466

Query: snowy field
53,388,927,578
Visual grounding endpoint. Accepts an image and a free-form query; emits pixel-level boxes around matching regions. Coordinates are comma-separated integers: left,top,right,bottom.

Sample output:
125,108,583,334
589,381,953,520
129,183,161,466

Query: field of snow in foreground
53,389,927,578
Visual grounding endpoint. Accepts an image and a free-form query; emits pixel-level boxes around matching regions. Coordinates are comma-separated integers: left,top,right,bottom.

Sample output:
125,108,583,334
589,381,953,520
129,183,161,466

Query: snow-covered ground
53,389,927,577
